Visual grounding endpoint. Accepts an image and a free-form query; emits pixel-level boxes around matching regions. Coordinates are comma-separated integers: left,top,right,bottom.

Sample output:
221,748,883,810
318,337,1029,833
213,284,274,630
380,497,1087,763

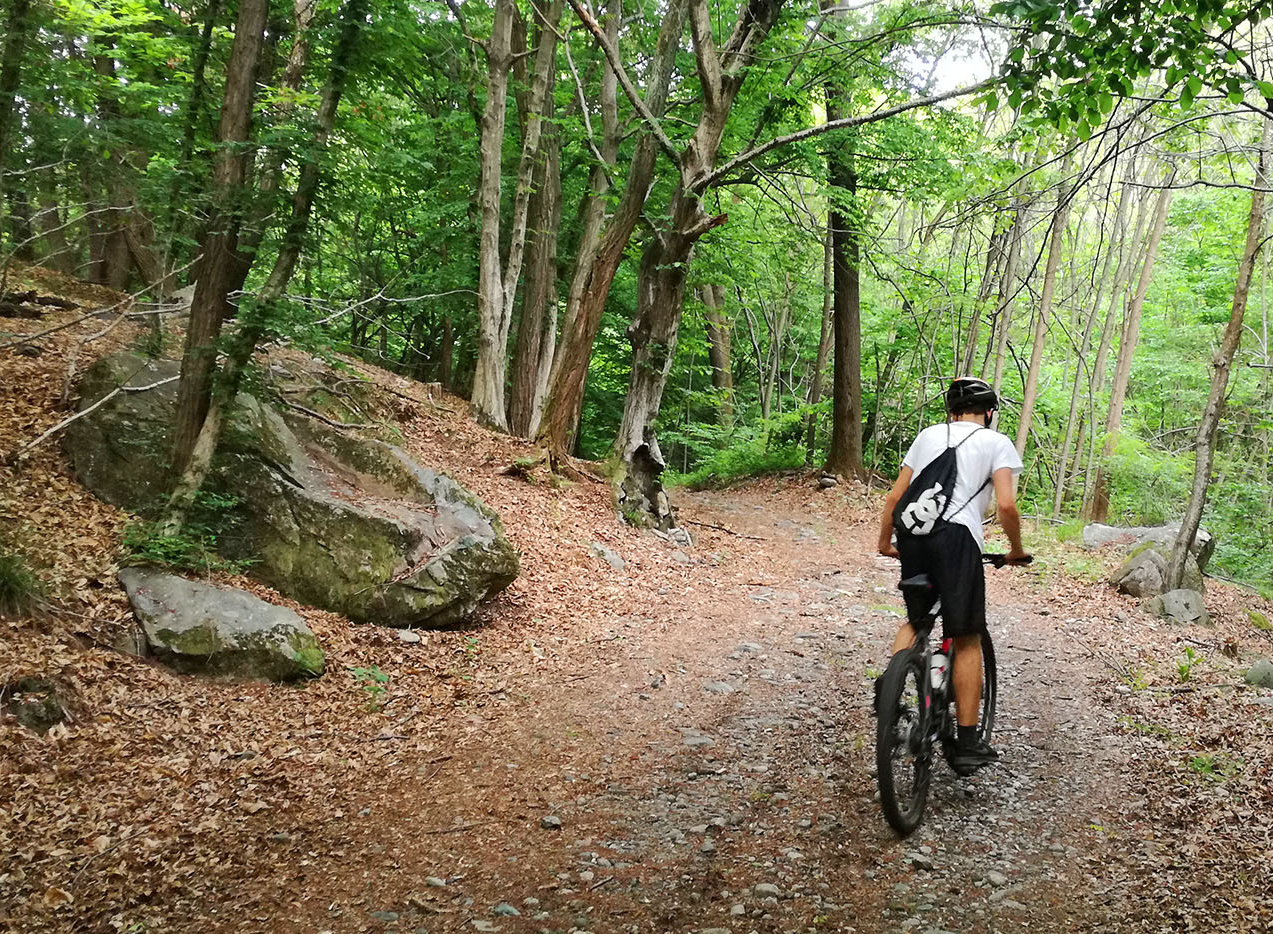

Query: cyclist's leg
951,633,982,727
893,534,936,653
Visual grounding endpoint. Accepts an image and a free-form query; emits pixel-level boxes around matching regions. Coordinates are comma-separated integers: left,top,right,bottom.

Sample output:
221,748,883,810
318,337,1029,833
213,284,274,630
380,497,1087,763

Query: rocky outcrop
1110,544,1204,598
1143,589,1210,626
119,567,324,680
68,353,519,627
1083,522,1215,572
1245,659,1273,689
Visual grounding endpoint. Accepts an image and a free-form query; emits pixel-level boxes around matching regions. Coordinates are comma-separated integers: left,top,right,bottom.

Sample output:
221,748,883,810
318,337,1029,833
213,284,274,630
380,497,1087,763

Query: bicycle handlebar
983,553,1033,568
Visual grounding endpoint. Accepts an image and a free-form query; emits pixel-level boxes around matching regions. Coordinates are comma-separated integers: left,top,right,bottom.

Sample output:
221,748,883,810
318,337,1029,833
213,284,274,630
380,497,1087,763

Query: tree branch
697,78,995,193
565,0,682,165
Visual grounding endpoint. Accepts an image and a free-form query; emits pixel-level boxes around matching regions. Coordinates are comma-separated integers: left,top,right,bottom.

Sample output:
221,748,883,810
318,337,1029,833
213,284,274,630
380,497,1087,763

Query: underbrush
118,491,253,575
0,548,43,616
664,414,808,490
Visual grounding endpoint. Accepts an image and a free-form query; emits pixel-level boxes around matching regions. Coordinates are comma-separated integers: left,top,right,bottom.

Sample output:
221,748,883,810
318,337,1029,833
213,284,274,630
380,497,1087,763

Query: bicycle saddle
899,573,932,593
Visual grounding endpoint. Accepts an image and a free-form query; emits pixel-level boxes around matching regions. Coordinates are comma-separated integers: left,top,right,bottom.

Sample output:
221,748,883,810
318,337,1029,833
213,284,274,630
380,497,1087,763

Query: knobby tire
876,649,931,836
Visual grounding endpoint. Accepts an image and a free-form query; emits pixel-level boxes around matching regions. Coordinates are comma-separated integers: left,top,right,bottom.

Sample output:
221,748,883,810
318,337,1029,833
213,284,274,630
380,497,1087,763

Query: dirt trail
269,488,1127,934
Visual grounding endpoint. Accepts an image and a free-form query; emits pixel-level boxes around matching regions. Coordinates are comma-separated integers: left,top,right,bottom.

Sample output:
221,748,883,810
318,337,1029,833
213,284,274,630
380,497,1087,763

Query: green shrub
664,414,807,490
0,550,43,616
119,492,251,575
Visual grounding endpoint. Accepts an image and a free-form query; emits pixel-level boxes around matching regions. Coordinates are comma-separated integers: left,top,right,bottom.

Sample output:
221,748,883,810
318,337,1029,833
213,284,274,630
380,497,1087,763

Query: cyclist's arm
877,466,913,556
992,466,1030,562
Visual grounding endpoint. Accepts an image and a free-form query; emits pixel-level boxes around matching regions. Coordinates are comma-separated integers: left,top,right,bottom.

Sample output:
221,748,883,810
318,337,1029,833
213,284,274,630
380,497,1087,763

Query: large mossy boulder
1143,588,1210,626
119,567,324,679
1083,522,1215,572
68,353,518,627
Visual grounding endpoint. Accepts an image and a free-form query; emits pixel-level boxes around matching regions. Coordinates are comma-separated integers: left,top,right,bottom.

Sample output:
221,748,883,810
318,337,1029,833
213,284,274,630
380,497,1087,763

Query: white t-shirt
901,421,1023,550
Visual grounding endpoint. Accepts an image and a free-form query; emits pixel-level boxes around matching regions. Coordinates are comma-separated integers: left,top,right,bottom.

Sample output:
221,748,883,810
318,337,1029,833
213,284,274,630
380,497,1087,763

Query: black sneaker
950,738,999,776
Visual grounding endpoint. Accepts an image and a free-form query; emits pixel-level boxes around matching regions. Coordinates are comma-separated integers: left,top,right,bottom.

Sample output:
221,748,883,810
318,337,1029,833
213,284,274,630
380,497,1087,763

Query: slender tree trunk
702,284,734,424
1015,174,1072,455
164,0,367,529
472,0,564,429
989,200,1026,395
1087,165,1176,521
804,222,833,464
0,0,31,258
170,0,269,476
825,157,863,478
1053,164,1131,515
1167,119,1270,589
962,214,1008,376
508,62,562,438
537,0,682,459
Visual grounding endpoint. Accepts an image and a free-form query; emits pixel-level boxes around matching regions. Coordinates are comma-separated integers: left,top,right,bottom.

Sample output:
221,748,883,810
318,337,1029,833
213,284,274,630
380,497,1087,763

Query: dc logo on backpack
893,425,990,539
899,487,948,535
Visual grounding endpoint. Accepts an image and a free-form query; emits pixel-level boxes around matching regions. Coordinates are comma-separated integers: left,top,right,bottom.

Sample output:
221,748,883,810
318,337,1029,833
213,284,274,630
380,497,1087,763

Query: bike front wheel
876,649,932,836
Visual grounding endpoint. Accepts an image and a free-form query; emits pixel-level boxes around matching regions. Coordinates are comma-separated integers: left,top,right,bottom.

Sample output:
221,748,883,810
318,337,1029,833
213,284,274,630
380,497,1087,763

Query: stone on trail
66,353,518,628
1110,545,1203,598
119,567,324,680
702,681,734,695
588,541,625,571
1244,659,1273,689
540,815,562,830
3,677,67,735
753,883,781,898
1143,589,1210,626
492,903,520,917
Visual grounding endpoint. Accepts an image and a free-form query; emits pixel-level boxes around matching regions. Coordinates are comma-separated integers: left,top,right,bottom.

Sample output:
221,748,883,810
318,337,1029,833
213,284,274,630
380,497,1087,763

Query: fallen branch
276,398,371,431
681,517,765,541
3,375,179,466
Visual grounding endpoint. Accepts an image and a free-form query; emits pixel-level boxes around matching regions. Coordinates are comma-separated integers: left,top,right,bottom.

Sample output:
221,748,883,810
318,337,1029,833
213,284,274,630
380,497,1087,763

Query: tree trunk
1167,119,1270,590
471,0,563,430
170,0,269,475
1053,162,1131,516
1015,174,1071,455
989,200,1026,395
537,0,682,459
824,157,863,478
702,283,734,424
164,0,367,529
1087,165,1176,522
0,0,31,253
804,222,833,464
507,18,562,438
961,214,1008,376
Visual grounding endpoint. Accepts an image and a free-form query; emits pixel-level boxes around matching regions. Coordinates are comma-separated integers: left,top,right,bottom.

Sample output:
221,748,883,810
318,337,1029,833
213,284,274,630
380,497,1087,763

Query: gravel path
280,488,1130,934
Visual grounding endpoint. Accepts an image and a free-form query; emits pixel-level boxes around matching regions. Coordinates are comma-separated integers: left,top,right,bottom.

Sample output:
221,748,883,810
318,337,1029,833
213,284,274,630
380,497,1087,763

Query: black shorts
897,524,986,639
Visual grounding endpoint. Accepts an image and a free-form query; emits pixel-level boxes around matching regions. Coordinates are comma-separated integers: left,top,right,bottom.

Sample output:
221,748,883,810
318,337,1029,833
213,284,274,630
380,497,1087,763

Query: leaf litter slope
2,284,1271,931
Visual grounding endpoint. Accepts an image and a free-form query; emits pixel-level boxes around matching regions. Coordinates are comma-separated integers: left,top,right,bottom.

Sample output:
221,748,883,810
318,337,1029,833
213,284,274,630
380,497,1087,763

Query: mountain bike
874,553,1030,836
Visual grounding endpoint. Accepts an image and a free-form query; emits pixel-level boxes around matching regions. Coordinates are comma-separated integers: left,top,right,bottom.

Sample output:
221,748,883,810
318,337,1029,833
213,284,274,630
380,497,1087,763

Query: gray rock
910,852,935,871
737,642,763,654
118,567,323,680
684,735,716,748
670,550,692,565
668,527,693,547
396,630,422,644
703,681,735,695
3,677,66,735
68,354,517,628
588,542,625,571
492,903,520,917
425,876,447,887
985,870,1008,887
1144,589,1210,626
817,476,838,488
540,815,563,830
754,883,781,898
1110,545,1204,598
1244,659,1273,689
1084,522,1215,571
369,910,398,922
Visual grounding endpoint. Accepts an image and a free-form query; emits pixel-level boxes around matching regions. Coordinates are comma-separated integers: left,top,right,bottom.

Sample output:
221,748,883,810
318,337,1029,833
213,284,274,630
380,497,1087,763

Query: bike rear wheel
978,633,998,743
876,649,932,836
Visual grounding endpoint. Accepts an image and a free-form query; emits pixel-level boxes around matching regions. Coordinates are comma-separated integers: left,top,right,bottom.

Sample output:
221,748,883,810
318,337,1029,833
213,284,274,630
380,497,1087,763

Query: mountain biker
876,376,1031,774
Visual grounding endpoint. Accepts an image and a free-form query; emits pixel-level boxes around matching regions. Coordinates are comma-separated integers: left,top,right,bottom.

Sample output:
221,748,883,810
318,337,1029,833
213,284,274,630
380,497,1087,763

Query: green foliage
664,415,806,490
1176,646,1202,683
0,550,43,617
1187,753,1242,782
1249,610,1272,631
119,492,251,575
351,665,390,710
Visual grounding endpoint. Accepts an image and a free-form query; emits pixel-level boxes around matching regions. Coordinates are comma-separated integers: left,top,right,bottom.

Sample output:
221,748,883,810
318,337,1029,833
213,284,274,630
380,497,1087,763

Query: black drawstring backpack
893,425,990,538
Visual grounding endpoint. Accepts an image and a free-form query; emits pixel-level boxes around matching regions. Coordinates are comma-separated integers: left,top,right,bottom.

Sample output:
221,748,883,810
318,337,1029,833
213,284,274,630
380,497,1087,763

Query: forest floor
2,268,1272,934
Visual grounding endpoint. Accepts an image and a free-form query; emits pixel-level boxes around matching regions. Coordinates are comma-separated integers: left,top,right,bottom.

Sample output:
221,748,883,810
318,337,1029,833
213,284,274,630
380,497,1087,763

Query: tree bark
1087,165,1176,522
171,0,269,476
164,0,367,529
1167,118,1270,590
537,0,682,459
471,0,564,430
989,198,1026,395
824,156,863,478
1015,174,1072,455
507,13,563,438
702,284,734,424
804,222,833,464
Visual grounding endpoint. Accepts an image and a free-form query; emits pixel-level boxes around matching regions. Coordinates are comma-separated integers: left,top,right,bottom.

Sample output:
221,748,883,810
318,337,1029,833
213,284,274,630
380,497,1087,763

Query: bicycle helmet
945,376,998,414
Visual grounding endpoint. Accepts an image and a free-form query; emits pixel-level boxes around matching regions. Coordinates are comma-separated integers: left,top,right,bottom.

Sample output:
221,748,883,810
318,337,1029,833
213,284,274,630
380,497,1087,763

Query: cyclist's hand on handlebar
1005,549,1033,566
